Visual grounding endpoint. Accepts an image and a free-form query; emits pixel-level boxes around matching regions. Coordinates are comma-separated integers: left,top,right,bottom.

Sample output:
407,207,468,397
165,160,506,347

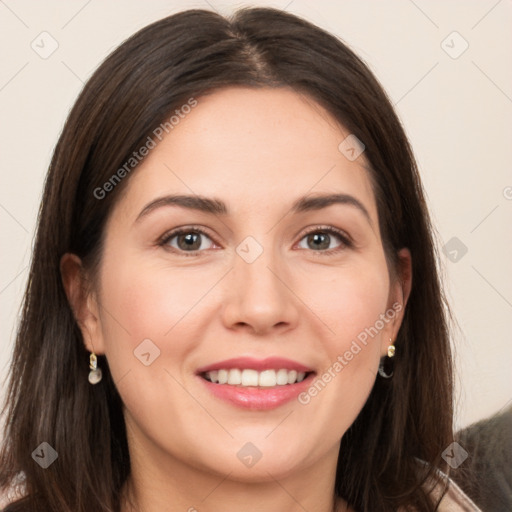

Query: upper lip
196,357,315,374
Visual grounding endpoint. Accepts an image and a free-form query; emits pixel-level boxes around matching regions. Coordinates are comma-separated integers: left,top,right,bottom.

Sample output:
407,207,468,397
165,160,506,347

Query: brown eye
305,232,332,250
176,232,202,251
297,227,351,253
162,229,215,252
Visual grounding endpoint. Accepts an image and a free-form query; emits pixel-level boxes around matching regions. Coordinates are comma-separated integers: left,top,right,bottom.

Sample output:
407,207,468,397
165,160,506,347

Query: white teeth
203,368,310,387
287,370,297,384
241,369,259,386
258,369,276,387
227,368,241,385
276,369,289,385
218,369,228,384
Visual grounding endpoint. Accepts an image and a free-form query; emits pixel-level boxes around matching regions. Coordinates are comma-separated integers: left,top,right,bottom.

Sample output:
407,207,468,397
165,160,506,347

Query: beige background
0,0,511,432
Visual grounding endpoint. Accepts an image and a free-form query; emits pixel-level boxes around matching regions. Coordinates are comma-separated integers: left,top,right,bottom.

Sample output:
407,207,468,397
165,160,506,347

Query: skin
62,87,412,512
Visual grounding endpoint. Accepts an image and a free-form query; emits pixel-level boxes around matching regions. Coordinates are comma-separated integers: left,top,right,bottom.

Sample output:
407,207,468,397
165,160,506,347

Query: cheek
94,257,214,437
98,255,217,340
296,259,390,405
95,256,208,381
299,259,390,350
95,252,237,398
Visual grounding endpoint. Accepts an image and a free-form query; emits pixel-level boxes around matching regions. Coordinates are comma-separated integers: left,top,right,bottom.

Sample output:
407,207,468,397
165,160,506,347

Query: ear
380,247,412,356
60,253,105,355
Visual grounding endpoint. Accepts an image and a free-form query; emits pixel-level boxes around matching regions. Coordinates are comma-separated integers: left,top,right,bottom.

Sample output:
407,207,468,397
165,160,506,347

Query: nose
220,245,300,336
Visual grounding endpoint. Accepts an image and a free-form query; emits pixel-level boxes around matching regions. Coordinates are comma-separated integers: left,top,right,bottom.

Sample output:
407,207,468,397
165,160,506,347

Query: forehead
114,87,377,223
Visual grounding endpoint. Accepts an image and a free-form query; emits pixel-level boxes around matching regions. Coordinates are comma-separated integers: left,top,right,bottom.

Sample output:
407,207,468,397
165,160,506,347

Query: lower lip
198,374,315,410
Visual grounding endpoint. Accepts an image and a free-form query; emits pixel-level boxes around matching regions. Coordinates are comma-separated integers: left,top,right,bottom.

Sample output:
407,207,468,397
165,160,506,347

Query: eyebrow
290,193,372,225
135,193,372,226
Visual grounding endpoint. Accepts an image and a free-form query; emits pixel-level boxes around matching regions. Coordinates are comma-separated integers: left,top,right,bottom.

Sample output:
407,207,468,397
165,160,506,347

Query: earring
88,352,103,385
378,338,395,378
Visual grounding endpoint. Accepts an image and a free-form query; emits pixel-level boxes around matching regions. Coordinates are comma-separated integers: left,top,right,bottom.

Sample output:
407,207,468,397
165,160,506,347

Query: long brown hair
0,7,453,511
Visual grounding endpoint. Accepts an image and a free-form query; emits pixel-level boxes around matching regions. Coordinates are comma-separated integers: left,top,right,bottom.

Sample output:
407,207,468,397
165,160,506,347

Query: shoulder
453,406,512,510
0,487,28,512
0,472,28,512
391,460,483,512
423,467,483,512
0,500,30,512
337,463,482,512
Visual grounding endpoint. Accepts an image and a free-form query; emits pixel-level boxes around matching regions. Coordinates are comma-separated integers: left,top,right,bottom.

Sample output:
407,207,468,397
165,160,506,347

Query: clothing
452,405,512,511
434,476,483,512
421,468,483,512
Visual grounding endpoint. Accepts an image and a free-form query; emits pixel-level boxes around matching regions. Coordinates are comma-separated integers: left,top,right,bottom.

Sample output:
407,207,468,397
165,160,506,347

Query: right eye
159,227,217,255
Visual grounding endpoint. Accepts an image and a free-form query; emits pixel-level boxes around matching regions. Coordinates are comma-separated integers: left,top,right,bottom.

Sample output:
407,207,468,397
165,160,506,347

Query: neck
120,428,348,512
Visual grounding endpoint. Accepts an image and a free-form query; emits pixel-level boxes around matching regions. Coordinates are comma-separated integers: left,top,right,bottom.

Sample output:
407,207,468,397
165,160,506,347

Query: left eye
297,229,348,251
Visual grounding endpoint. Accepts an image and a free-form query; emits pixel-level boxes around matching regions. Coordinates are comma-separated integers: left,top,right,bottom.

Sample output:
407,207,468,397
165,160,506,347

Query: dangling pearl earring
378,338,395,378
88,352,102,384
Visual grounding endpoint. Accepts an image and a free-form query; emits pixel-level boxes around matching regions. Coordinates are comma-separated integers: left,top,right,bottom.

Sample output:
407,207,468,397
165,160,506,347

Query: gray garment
451,405,512,512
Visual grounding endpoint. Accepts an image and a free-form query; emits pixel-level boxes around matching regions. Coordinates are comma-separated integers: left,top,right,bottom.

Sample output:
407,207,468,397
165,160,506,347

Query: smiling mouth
201,368,315,387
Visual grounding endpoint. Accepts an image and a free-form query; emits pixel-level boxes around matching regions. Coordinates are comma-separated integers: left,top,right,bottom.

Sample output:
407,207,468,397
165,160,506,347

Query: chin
195,439,314,482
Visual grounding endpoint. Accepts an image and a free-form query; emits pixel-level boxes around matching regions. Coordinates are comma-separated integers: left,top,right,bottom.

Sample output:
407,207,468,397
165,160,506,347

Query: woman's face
82,87,409,481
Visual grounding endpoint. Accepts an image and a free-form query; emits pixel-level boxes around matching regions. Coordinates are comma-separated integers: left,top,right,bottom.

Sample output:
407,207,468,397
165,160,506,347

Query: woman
0,7,481,512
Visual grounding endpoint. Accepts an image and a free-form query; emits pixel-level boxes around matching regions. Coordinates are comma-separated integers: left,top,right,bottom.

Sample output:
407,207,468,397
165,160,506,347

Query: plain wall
1,0,511,433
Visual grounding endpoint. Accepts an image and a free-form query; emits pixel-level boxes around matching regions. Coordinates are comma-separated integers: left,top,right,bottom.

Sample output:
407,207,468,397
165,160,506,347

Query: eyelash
158,225,353,257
